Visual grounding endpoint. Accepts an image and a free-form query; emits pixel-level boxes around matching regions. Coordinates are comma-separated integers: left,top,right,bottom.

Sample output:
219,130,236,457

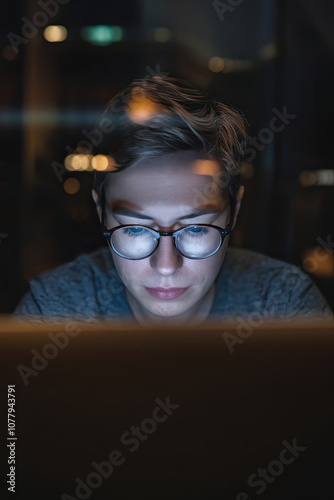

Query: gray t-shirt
15,247,332,321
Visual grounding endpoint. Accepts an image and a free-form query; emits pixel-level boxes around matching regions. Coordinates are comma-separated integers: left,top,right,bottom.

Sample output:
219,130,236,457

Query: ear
232,185,244,230
92,189,102,223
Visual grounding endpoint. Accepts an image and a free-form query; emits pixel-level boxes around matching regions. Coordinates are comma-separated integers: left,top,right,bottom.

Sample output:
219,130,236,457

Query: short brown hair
93,75,247,207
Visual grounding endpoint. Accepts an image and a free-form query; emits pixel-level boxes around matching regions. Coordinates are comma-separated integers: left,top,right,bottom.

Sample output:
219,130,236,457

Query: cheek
111,254,147,287
186,251,225,285
200,245,227,282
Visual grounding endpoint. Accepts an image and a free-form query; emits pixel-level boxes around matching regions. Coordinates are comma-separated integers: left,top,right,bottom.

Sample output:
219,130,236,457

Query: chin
147,305,189,319
137,296,191,318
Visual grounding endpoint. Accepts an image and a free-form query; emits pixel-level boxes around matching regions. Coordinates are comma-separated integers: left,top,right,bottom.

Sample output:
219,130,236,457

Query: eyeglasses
101,209,233,260
102,224,232,260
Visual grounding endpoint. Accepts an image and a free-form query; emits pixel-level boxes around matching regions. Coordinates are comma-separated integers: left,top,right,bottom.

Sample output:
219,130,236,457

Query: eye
122,227,146,237
184,226,209,235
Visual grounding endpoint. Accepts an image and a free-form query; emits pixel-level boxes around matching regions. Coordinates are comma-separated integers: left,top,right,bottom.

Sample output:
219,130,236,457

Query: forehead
104,152,228,213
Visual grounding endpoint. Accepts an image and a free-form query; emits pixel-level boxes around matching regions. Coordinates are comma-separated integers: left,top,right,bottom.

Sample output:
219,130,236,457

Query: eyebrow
112,207,154,220
180,210,222,220
112,206,224,221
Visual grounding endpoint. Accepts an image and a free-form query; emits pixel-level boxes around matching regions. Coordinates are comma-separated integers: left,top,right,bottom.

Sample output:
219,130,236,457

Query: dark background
0,0,333,313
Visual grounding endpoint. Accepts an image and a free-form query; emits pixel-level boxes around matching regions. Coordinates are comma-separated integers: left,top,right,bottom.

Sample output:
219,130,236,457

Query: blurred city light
208,56,225,73
64,154,117,171
91,155,116,171
192,160,220,176
127,88,163,123
153,27,171,43
81,26,123,45
258,42,277,61
63,178,80,195
302,248,334,278
208,56,254,73
43,25,68,43
241,162,255,179
299,170,334,186
65,154,94,171
2,45,17,61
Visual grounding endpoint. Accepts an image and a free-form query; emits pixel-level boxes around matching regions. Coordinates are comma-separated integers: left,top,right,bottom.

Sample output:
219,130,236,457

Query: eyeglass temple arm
100,192,111,237
225,198,235,233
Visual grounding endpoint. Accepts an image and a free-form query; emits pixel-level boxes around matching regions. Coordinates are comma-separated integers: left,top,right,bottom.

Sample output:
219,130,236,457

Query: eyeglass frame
100,202,235,260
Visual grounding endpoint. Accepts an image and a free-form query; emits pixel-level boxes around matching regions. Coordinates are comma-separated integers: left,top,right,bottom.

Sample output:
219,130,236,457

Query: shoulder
212,248,333,319
15,247,131,320
223,247,301,280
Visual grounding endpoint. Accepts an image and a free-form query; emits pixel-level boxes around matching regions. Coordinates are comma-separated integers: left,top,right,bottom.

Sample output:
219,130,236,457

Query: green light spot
81,25,123,46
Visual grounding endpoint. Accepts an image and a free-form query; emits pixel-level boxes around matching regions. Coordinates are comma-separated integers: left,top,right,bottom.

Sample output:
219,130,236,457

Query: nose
149,235,183,275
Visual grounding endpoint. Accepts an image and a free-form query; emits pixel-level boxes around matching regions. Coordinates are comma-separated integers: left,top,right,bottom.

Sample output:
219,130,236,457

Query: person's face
95,151,242,323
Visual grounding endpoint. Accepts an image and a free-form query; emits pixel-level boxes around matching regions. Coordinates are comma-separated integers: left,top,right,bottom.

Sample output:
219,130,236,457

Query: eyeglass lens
110,226,222,259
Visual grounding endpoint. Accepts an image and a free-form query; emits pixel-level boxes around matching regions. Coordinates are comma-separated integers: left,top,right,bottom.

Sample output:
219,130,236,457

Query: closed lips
145,287,188,299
